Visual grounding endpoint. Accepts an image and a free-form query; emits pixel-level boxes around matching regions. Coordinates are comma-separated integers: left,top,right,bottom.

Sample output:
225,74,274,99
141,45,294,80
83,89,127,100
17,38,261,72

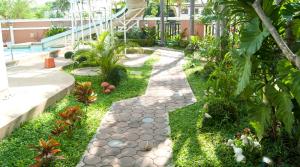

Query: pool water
4,47,60,61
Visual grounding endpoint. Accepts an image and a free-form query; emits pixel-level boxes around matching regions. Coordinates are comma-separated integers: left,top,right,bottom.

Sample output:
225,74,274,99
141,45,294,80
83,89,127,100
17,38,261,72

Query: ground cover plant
0,55,158,166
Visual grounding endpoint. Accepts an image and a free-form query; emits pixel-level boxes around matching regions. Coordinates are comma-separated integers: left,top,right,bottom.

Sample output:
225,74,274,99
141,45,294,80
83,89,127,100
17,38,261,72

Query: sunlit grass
0,56,157,167
169,57,251,167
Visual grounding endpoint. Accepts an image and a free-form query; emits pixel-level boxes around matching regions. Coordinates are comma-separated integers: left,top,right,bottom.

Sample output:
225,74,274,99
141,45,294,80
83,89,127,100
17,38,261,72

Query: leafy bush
117,27,157,47
199,62,216,79
127,39,155,47
51,106,83,137
74,82,97,106
29,137,64,167
202,98,238,127
74,32,127,85
64,51,74,59
45,26,67,37
106,65,127,86
185,36,201,54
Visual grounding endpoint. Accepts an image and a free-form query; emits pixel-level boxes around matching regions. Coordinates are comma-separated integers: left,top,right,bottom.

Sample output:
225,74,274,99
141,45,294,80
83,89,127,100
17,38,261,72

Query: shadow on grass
169,61,250,167
0,57,156,167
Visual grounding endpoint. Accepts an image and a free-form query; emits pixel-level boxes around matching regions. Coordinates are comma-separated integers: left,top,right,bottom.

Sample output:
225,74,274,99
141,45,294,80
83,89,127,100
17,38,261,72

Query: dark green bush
64,51,74,59
202,98,238,127
106,65,127,86
128,39,155,47
75,55,87,63
200,62,216,79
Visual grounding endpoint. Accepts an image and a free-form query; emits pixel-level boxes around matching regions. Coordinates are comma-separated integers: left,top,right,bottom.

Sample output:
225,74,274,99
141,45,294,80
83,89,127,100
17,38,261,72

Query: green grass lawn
169,58,252,167
0,57,157,167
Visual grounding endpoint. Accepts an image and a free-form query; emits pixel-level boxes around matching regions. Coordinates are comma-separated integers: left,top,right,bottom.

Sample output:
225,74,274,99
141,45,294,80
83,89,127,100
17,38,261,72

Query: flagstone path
77,48,196,167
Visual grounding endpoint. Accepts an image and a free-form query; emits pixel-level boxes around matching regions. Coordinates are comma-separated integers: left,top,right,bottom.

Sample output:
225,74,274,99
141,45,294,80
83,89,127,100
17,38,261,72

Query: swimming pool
4,47,61,61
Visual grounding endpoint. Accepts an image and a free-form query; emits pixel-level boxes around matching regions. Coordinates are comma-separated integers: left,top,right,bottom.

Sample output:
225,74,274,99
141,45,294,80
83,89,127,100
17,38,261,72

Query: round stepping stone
72,67,100,76
142,117,154,123
108,140,124,148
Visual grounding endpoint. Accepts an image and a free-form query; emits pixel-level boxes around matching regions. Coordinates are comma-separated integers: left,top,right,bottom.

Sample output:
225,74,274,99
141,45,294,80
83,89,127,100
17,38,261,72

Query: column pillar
0,23,9,94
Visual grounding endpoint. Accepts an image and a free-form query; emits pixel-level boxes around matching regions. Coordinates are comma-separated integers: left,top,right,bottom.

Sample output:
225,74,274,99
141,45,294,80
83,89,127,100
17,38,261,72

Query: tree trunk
252,0,300,69
215,20,220,38
160,0,165,46
189,0,195,36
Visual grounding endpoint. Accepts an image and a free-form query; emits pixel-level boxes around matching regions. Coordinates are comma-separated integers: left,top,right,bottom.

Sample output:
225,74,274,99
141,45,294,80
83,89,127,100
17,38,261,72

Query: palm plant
74,32,127,85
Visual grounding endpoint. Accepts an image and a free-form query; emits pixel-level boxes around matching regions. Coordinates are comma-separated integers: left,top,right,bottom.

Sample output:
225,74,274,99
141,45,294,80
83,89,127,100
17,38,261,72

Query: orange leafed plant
74,82,97,106
29,137,64,167
51,106,82,136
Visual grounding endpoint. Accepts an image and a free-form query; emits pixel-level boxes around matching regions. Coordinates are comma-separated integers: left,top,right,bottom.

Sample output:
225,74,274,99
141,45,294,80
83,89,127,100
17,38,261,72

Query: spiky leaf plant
74,31,127,85
29,137,64,167
74,82,97,106
51,106,83,136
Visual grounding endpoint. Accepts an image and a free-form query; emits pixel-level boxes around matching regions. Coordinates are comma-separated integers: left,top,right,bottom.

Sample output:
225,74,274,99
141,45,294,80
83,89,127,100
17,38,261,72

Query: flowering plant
226,128,263,163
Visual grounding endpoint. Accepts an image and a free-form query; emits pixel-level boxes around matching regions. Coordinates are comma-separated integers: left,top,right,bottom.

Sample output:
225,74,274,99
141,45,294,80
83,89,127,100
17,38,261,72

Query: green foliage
74,32,127,85
249,104,271,140
235,54,252,95
199,62,216,79
0,57,156,166
202,98,238,127
64,51,74,59
239,17,270,56
117,27,157,47
0,0,34,19
265,85,294,135
46,26,67,37
106,65,127,86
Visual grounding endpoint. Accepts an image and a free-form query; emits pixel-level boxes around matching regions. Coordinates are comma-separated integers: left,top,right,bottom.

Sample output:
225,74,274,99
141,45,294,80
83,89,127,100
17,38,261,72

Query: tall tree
0,0,34,19
51,0,70,18
190,0,195,36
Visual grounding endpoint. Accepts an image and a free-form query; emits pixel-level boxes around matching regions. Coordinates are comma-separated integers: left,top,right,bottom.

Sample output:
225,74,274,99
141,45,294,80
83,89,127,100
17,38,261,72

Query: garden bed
169,56,300,167
0,57,157,166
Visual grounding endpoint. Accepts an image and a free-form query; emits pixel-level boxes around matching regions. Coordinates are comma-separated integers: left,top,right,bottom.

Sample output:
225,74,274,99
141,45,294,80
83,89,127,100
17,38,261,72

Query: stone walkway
77,48,196,167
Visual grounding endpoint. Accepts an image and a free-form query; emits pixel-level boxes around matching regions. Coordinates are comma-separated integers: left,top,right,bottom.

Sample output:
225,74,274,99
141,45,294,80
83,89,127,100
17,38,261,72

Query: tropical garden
0,0,300,166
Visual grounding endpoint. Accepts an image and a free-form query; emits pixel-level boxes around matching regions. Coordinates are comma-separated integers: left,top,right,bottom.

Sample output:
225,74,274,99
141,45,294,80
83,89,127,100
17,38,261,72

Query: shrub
75,32,127,84
51,106,83,136
29,137,64,167
74,82,97,106
45,26,67,37
64,51,74,59
199,62,216,79
106,65,127,86
201,98,238,127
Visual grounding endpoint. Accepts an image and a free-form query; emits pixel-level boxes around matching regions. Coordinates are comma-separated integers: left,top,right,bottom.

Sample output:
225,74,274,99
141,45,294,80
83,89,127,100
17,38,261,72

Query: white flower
226,139,234,146
253,141,261,148
263,156,273,164
204,113,212,119
235,154,246,163
233,146,243,155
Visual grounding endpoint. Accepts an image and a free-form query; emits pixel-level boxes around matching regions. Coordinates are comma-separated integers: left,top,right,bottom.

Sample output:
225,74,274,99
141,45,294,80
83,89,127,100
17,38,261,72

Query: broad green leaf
240,17,270,55
291,73,300,104
265,85,294,135
235,54,252,95
277,60,300,105
250,104,271,140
